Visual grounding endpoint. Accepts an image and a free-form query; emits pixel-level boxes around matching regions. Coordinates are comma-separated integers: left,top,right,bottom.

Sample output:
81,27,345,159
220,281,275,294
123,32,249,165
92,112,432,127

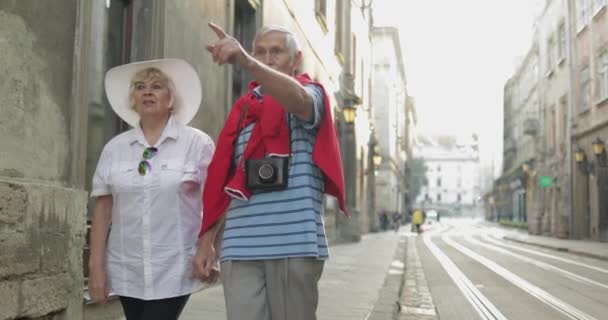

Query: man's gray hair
252,25,301,57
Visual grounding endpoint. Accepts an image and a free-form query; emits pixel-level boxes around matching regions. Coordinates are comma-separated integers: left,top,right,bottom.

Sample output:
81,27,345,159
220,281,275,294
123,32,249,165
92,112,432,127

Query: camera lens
258,163,276,182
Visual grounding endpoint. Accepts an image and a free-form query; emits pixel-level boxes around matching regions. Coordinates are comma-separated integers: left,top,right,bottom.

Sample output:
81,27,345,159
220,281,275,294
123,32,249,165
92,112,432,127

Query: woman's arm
193,215,225,283
88,195,113,303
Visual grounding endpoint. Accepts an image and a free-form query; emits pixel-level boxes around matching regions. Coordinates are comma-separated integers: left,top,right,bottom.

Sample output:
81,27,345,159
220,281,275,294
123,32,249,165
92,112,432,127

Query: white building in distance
415,134,482,216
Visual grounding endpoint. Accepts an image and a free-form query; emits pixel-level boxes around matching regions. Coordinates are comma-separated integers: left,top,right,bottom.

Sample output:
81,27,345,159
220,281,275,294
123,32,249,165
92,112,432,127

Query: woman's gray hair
252,25,301,58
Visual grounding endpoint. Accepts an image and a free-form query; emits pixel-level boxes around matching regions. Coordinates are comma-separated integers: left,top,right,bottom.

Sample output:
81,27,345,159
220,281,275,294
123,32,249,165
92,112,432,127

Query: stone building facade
534,0,572,238
370,27,409,218
415,135,481,217
570,0,608,241
497,0,608,240
498,42,541,224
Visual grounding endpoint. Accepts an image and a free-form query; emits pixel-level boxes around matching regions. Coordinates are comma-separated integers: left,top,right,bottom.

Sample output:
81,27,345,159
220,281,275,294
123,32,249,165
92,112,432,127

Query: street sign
539,176,553,188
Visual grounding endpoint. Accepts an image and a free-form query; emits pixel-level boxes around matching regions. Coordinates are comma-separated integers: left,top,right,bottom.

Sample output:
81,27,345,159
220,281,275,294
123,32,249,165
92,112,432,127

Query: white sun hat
104,58,202,128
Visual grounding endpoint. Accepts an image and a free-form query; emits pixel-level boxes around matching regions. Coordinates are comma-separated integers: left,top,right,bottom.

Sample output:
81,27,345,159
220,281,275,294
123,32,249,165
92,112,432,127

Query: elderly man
192,23,347,320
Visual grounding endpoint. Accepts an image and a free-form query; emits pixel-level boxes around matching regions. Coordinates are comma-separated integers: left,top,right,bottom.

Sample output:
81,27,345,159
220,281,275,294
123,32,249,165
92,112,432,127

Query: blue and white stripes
220,85,329,261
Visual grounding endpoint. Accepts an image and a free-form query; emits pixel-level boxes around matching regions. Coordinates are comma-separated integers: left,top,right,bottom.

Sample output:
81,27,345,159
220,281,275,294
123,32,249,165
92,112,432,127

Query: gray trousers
220,257,324,320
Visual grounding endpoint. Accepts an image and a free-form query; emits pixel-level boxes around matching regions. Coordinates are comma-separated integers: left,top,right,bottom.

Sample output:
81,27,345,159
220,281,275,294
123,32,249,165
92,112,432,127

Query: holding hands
192,239,220,284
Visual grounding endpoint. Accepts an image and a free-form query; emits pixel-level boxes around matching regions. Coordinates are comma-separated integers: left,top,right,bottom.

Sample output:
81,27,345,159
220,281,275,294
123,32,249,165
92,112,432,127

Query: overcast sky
373,0,544,175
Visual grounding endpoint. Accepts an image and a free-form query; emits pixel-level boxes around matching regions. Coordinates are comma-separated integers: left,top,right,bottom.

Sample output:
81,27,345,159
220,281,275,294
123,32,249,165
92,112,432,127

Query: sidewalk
487,222,608,261
181,231,404,320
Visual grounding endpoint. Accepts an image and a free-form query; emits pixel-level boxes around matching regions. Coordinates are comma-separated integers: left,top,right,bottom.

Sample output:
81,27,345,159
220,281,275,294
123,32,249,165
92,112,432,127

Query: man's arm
206,23,314,122
240,57,313,121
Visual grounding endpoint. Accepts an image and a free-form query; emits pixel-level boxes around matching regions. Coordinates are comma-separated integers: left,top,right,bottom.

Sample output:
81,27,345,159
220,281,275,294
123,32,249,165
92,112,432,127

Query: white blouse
91,116,215,300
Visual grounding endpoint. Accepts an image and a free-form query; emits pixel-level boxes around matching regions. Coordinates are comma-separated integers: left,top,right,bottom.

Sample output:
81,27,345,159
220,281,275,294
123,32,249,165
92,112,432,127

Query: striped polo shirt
220,85,329,261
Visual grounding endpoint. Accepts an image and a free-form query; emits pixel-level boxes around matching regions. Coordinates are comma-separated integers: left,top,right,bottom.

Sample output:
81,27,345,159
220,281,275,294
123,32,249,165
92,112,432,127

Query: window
547,36,555,72
578,0,592,29
547,105,556,151
437,165,441,172
580,66,591,112
457,194,462,202
599,51,608,101
594,0,606,13
557,22,566,62
233,0,258,103
350,33,357,77
437,178,442,187
315,0,328,33
560,97,568,151
437,193,442,202
519,55,538,96
531,54,539,82
334,0,344,63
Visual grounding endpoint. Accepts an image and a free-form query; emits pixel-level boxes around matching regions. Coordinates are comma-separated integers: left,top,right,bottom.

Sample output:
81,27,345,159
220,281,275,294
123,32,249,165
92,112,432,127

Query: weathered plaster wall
0,1,86,319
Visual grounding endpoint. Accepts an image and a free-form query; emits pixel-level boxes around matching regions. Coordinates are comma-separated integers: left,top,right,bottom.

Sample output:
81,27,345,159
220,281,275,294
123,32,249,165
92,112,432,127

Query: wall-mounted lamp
575,146,586,163
593,137,605,157
522,160,534,174
342,105,357,124
575,146,594,174
373,153,382,167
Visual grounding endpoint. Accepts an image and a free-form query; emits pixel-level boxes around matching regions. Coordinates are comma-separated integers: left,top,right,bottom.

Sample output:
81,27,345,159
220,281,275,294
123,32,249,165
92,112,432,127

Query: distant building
371,26,410,217
497,0,608,241
414,134,481,216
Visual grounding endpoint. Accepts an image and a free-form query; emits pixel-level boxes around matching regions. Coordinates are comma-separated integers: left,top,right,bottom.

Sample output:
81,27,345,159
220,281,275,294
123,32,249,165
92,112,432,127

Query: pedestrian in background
88,59,215,320
381,211,389,231
193,23,347,320
392,212,401,232
412,208,424,234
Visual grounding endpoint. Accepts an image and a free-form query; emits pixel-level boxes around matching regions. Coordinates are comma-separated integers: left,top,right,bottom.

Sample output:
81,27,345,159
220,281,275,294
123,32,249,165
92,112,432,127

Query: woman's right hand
88,265,109,304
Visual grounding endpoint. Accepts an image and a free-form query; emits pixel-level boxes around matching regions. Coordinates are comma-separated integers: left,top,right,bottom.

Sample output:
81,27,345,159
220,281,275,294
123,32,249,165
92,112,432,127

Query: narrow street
417,218,608,320
182,230,404,320
180,217,608,320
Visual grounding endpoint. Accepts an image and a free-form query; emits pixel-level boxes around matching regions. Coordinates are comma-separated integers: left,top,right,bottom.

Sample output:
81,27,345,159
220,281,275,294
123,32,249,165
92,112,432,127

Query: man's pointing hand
206,22,250,66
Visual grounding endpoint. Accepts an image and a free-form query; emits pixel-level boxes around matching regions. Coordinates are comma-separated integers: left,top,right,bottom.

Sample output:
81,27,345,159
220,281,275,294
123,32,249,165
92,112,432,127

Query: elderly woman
87,59,214,320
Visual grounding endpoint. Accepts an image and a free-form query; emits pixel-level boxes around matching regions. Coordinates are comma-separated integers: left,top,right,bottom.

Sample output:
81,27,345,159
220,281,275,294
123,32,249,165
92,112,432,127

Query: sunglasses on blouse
138,147,158,176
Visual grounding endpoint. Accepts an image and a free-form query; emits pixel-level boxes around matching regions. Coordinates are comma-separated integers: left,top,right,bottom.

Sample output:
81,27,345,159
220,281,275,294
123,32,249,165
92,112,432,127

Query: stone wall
0,1,86,319
0,181,87,320
0,4,74,182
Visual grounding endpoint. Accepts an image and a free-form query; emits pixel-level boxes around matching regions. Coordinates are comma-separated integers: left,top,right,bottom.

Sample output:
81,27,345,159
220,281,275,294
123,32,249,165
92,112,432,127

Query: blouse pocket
160,162,200,187
111,162,139,192
181,164,200,184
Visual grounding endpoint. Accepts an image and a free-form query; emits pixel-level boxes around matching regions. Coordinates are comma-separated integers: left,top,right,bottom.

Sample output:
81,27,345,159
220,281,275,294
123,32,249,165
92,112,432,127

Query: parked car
425,210,439,224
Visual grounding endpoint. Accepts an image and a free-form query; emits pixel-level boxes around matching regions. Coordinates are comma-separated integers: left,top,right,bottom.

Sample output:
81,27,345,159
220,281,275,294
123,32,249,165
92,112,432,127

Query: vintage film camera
245,156,289,192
